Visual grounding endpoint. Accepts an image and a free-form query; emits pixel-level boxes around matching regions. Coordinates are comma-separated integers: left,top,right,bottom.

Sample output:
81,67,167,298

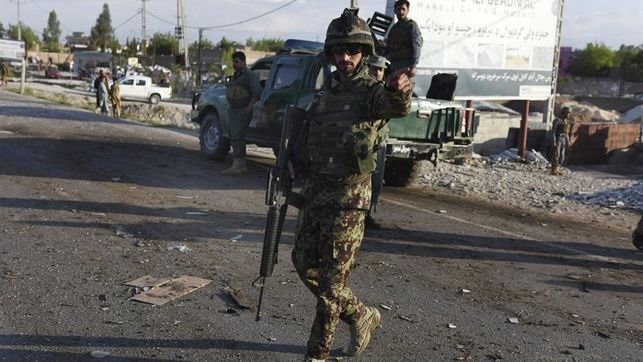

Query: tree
121,37,141,58
189,38,215,54
147,32,177,56
615,45,643,82
217,37,241,76
246,38,284,52
0,22,6,38
568,43,616,78
42,10,62,52
8,24,40,50
89,3,115,52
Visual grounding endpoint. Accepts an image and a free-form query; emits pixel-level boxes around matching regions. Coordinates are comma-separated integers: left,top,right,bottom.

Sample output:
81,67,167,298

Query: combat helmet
324,8,374,59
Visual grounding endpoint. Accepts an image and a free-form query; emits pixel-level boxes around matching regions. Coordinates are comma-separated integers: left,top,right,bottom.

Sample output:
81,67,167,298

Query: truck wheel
384,158,418,187
199,112,230,160
149,94,161,104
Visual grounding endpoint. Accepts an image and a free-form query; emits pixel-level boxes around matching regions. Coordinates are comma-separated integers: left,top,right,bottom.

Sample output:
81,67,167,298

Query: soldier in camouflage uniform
550,106,573,175
291,9,411,361
222,51,262,176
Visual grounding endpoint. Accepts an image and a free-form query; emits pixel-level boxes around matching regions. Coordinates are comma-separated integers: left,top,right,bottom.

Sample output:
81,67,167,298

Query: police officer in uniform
222,51,262,176
384,0,423,80
291,9,411,361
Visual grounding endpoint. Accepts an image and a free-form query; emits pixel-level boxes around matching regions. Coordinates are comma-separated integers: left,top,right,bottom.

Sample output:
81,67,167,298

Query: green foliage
189,38,216,54
42,11,62,52
615,45,643,82
89,3,115,51
121,38,140,58
8,24,40,50
246,37,284,52
568,43,616,77
217,37,240,76
147,32,177,56
0,22,6,38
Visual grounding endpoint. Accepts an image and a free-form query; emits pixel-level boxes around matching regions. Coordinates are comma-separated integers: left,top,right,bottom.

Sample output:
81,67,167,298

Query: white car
118,75,172,104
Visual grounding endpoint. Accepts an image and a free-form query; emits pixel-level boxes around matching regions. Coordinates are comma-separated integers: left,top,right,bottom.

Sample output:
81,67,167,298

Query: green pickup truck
190,39,474,186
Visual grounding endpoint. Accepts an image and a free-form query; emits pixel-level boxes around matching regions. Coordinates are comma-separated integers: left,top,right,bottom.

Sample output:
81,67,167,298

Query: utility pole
141,0,150,56
197,28,203,88
177,0,189,95
14,0,26,94
350,0,358,8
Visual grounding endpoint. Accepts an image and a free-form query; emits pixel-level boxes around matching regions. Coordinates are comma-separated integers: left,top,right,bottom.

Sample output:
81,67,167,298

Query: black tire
199,112,230,160
634,216,643,251
149,94,161,104
384,158,418,187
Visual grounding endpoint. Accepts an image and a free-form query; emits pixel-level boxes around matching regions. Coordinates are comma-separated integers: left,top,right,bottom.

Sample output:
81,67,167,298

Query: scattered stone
507,317,519,324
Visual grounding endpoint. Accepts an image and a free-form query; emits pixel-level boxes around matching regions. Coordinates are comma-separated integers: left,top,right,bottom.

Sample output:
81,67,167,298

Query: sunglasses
331,45,362,56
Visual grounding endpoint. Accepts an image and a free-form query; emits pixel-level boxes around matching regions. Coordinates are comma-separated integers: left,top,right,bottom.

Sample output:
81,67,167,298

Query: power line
143,0,298,30
114,9,142,30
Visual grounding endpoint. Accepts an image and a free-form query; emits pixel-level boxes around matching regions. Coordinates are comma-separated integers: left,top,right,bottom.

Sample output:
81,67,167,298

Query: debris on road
507,317,520,324
128,275,212,306
168,243,190,252
223,287,255,310
230,234,243,241
448,323,457,329
460,289,472,294
90,350,110,358
380,304,392,311
125,275,172,289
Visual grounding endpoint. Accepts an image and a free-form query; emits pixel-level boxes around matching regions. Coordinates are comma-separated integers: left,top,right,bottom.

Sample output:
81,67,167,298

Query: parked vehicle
191,39,473,186
118,75,172,104
44,65,59,79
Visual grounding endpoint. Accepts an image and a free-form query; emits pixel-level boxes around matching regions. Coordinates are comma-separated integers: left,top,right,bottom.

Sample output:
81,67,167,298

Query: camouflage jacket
302,62,410,210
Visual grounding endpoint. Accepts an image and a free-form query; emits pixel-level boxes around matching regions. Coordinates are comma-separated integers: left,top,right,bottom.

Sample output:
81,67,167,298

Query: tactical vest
305,78,380,178
387,20,416,61
226,69,252,109
556,118,571,136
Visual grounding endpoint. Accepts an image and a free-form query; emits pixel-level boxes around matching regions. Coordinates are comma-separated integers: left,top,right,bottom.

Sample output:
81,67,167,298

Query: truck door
253,56,305,145
119,78,135,101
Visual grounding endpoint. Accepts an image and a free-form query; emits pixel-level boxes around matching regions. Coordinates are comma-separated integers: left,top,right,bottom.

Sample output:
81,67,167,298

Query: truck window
121,79,134,85
271,64,300,90
136,79,146,86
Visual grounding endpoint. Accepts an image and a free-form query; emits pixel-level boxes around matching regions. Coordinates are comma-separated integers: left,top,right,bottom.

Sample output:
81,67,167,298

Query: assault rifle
253,105,305,321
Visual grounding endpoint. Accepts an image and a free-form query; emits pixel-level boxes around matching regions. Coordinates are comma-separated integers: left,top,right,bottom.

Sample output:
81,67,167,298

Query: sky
0,0,642,50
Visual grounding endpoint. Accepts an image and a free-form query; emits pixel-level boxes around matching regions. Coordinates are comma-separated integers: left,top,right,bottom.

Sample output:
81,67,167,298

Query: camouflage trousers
292,206,368,359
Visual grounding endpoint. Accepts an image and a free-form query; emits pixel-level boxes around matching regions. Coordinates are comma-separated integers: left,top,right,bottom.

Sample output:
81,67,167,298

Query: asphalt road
0,89,641,361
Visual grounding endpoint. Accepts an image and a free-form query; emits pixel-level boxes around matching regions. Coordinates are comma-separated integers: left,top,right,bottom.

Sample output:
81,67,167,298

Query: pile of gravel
415,148,641,228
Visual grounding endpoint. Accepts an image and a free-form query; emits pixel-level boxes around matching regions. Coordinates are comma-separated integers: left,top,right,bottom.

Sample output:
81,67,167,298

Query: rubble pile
415,149,641,228
122,103,195,129
561,99,621,123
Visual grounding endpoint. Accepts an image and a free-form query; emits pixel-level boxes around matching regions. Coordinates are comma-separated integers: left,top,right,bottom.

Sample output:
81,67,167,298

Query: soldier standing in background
110,77,121,118
550,106,573,175
292,9,411,361
365,55,391,229
1,60,10,86
384,0,423,87
222,51,262,176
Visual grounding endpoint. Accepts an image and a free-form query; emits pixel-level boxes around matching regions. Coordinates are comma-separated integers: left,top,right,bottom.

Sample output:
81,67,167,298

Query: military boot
221,158,248,176
346,306,381,356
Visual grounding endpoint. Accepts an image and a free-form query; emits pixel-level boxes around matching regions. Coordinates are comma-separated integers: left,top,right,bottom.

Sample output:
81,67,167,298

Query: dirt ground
0,86,641,361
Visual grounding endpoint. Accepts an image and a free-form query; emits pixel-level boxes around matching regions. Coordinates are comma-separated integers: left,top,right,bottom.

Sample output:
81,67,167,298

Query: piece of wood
124,275,172,288
130,276,212,306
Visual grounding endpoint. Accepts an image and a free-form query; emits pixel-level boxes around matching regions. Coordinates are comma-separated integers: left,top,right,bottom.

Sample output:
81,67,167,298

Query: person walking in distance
365,55,391,229
222,51,262,176
0,60,9,86
383,0,423,87
550,106,573,175
110,77,121,118
291,9,411,361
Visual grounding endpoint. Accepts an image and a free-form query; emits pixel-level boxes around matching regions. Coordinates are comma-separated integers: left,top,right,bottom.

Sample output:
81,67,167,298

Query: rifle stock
254,105,306,321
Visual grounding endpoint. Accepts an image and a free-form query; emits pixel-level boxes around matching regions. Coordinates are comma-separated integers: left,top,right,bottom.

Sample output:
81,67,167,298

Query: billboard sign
0,38,26,61
387,0,563,100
